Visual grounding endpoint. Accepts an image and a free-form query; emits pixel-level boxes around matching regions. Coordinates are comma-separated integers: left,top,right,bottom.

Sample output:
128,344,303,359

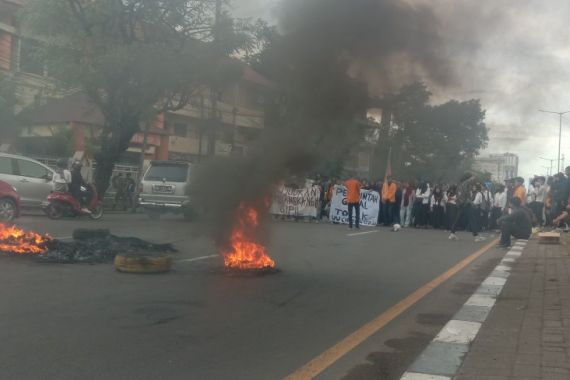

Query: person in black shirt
497,197,532,248
70,161,90,213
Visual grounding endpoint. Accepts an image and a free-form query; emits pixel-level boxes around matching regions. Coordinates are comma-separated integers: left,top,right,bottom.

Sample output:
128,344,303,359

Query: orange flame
223,203,276,270
0,224,52,254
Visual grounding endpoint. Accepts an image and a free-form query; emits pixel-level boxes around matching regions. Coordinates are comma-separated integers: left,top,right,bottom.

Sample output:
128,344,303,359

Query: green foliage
20,0,260,193
374,82,488,182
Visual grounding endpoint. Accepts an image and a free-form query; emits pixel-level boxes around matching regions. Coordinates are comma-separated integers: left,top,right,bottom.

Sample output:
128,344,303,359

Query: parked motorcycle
42,184,103,220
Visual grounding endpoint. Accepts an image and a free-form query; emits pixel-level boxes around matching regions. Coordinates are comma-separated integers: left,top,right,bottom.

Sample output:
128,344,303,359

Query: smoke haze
237,0,570,178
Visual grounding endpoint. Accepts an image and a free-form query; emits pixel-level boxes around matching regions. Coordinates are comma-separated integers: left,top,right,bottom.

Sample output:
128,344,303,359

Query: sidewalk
455,237,570,380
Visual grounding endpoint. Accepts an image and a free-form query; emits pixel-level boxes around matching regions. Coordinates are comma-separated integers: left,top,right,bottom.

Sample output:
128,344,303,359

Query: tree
21,0,258,194
373,82,488,181
0,72,19,140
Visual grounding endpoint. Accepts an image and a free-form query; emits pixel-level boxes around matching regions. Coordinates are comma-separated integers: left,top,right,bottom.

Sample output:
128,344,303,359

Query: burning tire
114,253,172,274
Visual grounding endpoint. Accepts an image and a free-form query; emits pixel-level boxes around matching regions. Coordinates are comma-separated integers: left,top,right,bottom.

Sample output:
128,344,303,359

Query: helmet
56,158,68,169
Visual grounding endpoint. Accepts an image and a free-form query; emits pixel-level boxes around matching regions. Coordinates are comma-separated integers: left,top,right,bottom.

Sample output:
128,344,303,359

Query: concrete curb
400,239,528,380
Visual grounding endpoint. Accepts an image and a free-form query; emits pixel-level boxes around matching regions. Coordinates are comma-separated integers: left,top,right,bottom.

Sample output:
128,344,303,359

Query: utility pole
539,109,570,173
538,156,556,177
207,0,223,157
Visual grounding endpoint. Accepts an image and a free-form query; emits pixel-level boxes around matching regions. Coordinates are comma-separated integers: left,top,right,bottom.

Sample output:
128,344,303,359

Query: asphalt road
0,214,505,380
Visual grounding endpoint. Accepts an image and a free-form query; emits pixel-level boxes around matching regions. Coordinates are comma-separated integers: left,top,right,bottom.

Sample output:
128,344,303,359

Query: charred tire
89,204,104,220
72,228,111,241
45,202,64,220
114,253,172,274
0,198,16,221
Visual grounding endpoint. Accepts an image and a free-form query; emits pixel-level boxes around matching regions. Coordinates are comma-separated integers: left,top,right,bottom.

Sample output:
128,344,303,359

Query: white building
473,153,519,182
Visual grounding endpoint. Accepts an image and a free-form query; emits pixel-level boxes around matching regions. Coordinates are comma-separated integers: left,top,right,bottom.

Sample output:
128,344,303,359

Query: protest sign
329,185,380,226
270,185,321,218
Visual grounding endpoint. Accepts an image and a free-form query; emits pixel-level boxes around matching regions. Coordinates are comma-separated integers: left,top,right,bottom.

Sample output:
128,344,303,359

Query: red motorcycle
42,184,103,220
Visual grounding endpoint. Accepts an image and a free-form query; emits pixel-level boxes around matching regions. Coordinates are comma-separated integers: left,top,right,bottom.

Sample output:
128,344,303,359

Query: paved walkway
401,236,570,380
454,237,570,380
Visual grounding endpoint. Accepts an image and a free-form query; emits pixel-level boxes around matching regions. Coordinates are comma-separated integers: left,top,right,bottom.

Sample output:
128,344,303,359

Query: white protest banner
329,185,380,226
270,185,321,218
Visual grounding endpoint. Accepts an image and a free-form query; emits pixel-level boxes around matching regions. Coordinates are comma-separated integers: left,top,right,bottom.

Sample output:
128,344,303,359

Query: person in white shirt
490,185,507,230
471,183,486,242
530,176,546,226
414,182,431,228
53,158,71,193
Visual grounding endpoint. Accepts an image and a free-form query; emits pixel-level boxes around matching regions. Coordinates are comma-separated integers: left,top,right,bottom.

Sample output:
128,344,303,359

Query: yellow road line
284,238,499,380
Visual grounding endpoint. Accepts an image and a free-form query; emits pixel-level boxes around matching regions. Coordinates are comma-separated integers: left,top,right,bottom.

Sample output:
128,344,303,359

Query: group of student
333,172,537,248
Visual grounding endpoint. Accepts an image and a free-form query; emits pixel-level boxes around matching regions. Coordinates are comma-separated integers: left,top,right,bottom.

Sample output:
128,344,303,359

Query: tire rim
47,204,63,218
0,200,15,221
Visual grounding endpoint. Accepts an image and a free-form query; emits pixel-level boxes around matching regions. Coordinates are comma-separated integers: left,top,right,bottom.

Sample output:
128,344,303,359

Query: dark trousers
489,207,503,230
500,221,531,246
470,207,481,236
431,205,445,229
348,202,360,228
529,202,544,226
382,202,395,225
448,204,459,233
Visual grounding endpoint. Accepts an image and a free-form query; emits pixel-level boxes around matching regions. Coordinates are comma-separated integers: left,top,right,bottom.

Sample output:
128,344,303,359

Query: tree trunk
94,153,116,197
93,120,139,197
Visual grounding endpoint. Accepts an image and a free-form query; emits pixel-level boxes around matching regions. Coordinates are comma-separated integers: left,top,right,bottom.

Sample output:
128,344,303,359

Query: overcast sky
235,0,570,180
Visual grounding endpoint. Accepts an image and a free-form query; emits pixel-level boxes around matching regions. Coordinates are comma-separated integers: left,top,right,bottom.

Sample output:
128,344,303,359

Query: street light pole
539,109,570,173
539,156,556,177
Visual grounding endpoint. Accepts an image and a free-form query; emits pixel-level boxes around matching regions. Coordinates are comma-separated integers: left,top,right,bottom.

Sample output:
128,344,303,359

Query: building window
19,38,45,76
174,123,187,138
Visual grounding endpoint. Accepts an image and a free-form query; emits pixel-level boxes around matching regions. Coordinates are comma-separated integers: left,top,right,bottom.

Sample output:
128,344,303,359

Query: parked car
0,179,21,221
0,153,55,209
138,160,195,219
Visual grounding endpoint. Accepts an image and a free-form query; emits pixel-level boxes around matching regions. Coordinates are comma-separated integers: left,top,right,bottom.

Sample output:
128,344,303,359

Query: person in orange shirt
513,177,526,205
345,177,362,229
381,176,398,226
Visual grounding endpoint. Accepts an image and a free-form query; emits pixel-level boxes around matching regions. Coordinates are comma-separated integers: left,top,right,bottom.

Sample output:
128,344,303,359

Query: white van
138,160,195,219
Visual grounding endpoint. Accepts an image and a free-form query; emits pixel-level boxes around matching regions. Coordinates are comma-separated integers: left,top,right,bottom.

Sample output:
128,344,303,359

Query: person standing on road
490,185,507,230
414,182,431,228
400,182,415,227
125,173,136,212
449,172,476,241
430,186,446,229
497,197,532,248
381,176,397,226
531,176,546,226
471,183,486,242
345,176,362,229
513,177,526,205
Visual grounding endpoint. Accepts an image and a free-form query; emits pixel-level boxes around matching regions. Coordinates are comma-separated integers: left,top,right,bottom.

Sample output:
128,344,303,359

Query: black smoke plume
194,0,457,249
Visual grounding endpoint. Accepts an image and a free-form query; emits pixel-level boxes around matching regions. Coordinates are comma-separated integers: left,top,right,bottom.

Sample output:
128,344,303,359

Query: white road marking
434,320,481,344
483,277,507,286
495,265,511,272
176,255,219,263
465,294,496,308
347,230,378,237
401,373,451,380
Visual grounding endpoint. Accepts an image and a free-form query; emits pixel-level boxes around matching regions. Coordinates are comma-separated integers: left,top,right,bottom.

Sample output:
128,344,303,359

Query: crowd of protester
315,166,570,247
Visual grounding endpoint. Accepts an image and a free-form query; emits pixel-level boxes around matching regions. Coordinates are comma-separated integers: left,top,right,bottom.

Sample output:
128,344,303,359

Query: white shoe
81,207,92,214
474,236,486,242
449,233,459,241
